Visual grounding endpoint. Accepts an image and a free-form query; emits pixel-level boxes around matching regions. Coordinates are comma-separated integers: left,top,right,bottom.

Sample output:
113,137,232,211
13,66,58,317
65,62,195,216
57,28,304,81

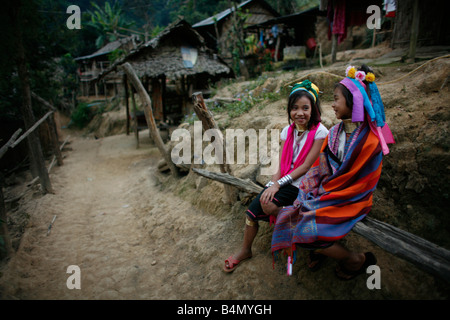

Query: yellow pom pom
366,72,375,82
347,67,356,79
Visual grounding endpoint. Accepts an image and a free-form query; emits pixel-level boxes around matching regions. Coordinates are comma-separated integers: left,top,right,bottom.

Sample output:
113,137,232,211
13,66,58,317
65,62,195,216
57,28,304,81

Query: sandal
335,252,377,280
307,251,327,272
223,255,252,273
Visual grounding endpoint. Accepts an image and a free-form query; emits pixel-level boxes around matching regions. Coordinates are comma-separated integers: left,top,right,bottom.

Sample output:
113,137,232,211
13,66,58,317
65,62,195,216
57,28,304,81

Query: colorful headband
290,80,319,103
340,66,394,155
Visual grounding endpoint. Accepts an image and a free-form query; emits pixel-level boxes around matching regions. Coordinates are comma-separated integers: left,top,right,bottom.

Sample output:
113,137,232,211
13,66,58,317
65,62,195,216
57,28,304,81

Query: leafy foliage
87,1,136,48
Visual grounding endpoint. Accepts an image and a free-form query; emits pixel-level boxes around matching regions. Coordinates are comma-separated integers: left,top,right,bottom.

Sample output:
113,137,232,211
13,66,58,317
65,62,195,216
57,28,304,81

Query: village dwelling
191,0,387,74
75,35,141,99
192,0,280,68
244,6,327,71
390,0,450,49
97,19,234,129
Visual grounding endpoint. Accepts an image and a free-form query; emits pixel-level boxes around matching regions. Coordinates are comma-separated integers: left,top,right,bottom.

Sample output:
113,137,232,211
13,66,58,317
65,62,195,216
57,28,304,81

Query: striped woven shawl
271,121,383,255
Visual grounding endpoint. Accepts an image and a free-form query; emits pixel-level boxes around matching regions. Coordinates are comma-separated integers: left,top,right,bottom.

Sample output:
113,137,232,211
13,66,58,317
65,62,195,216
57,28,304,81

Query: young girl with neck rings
271,65,395,279
224,80,329,273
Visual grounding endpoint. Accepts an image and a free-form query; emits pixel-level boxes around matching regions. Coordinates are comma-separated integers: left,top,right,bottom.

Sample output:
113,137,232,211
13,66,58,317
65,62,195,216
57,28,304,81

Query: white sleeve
280,125,290,141
314,123,329,140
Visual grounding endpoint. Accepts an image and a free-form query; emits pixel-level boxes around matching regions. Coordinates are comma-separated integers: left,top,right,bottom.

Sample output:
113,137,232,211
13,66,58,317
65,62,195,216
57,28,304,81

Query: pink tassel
269,215,277,226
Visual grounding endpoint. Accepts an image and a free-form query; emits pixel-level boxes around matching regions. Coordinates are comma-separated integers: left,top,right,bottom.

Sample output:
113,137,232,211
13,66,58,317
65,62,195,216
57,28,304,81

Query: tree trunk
120,62,179,178
0,180,13,260
13,4,52,194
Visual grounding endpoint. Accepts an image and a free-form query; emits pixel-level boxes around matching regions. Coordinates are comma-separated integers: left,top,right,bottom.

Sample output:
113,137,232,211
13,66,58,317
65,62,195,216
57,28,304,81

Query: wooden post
124,75,130,135
130,84,139,148
31,92,63,166
331,34,337,64
161,75,167,122
408,0,420,62
120,62,179,178
0,179,13,259
372,28,377,47
192,92,237,204
47,114,63,167
274,35,280,63
151,77,164,122
319,43,323,69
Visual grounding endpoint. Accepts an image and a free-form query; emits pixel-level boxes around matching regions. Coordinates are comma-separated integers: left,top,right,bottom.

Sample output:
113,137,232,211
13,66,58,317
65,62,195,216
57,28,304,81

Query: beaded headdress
339,66,394,154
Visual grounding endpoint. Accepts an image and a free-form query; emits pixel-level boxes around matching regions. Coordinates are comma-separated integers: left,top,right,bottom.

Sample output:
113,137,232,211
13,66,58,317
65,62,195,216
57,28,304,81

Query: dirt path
0,129,447,300
0,131,292,299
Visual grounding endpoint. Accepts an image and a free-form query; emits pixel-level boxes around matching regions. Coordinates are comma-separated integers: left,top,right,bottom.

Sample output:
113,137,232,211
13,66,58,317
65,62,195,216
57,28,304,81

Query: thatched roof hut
98,19,234,126
98,19,233,82
75,35,141,97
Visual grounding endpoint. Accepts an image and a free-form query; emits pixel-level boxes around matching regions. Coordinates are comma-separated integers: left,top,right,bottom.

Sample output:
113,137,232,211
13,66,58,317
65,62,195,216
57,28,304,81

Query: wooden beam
353,218,450,283
120,62,179,178
10,111,53,149
192,92,237,203
191,168,450,283
0,128,22,160
192,167,263,195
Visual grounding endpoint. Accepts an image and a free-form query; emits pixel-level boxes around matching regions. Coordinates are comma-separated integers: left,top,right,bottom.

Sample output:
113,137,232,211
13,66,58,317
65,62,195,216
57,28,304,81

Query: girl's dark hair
334,83,353,110
287,90,322,130
358,64,374,86
358,64,373,97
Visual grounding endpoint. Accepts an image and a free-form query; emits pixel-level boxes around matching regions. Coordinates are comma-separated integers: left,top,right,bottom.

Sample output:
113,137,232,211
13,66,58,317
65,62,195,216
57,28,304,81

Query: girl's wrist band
265,175,293,188
277,175,293,187
265,181,275,187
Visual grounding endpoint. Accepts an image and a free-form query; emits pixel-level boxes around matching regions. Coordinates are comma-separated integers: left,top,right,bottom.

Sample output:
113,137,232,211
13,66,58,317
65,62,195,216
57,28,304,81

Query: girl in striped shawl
271,65,395,279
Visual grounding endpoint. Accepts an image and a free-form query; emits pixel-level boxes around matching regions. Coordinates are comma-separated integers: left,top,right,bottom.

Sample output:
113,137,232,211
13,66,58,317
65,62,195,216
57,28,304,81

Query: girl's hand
260,184,280,205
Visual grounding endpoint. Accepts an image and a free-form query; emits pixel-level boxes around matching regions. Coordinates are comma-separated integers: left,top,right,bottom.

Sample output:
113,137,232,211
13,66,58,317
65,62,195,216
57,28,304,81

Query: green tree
87,0,135,48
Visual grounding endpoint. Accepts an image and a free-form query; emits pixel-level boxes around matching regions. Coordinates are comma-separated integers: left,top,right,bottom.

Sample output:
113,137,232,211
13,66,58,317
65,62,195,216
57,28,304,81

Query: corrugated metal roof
192,0,253,28
75,36,138,61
